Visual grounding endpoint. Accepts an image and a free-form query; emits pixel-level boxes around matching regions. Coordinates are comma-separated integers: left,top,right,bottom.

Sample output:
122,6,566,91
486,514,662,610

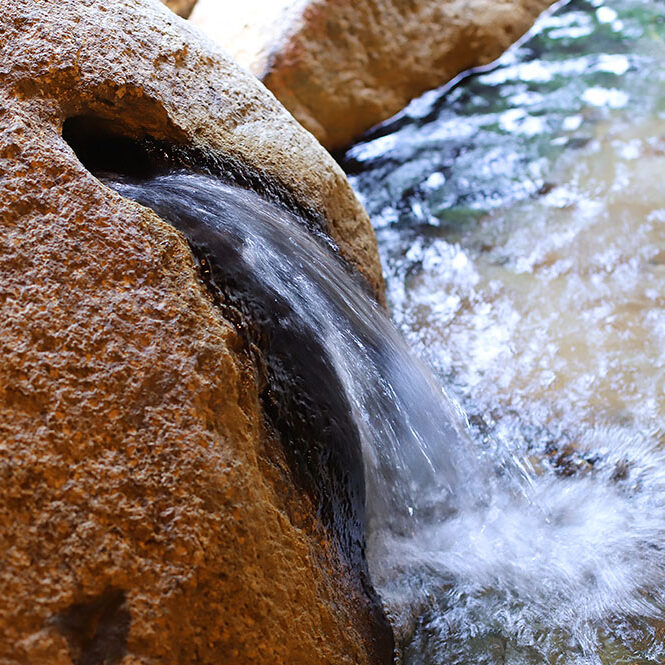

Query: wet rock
191,0,557,150
0,1,391,663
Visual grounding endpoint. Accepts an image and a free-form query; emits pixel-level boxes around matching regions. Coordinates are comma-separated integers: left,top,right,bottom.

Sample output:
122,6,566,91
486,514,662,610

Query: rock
190,0,557,150
0,1,391,664
162,0,197,18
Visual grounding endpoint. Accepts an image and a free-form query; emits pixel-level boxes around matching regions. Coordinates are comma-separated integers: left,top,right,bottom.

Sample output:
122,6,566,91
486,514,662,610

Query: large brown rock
0,1,391,663
190,0,557,150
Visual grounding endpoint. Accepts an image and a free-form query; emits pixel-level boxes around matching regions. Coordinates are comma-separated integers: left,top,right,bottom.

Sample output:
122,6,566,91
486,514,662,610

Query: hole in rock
62,111,374,569
62,116,160,178
60,115,365,544
61,114,330,241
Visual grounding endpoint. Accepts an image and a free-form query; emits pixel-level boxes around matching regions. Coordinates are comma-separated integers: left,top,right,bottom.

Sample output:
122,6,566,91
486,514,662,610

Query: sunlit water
343,0,665,662
105,172,490,543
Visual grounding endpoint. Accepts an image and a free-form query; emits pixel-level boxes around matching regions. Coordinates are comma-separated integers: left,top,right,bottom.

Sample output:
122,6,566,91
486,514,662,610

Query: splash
343,0,665,661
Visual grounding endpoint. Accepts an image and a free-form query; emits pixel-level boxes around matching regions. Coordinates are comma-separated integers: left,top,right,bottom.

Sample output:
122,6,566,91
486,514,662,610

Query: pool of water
342,0,665,662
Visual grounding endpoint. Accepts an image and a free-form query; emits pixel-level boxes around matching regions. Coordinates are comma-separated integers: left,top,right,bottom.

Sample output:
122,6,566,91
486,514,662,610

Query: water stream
105,173,488,541
342,0,665,662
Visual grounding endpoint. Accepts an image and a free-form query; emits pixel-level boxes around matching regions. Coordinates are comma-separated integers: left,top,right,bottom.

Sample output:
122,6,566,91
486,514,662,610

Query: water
342,0,665,661
105,172,489,540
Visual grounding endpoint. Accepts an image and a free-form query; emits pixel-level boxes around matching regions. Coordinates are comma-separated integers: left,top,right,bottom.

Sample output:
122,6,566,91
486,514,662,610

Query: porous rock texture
0,1,392,664
190,0,557,150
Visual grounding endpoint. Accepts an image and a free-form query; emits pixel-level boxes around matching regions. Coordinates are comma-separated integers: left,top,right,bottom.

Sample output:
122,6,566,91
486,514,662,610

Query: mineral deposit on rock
0,0,391,663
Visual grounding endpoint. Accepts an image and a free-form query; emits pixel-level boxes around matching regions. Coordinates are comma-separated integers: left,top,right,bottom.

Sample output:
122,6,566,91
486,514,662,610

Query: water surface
343,0,665,662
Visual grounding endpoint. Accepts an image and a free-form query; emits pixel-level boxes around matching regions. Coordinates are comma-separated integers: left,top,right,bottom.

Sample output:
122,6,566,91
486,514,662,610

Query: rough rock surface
0,1,391,663
191,0,557,150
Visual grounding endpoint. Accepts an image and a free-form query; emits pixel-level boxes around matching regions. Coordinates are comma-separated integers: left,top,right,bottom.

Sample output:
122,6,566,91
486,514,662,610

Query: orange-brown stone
0,1,391,663
162,0,197,18
191,0,558,150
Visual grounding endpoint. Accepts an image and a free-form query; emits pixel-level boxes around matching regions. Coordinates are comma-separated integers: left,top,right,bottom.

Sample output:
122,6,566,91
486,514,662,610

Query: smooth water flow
107,173,484,537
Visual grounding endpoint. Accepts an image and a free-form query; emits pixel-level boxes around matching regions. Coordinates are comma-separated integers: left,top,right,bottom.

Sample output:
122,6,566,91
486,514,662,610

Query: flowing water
105,173,488,540
342,0,665,662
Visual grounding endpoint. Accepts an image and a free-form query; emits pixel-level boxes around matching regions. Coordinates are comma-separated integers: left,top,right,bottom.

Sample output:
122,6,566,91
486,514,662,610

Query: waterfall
107,171,665,665
106,172,490,531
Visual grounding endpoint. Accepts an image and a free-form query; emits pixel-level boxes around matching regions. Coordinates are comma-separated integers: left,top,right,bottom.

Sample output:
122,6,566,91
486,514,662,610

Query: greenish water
342,0,665,663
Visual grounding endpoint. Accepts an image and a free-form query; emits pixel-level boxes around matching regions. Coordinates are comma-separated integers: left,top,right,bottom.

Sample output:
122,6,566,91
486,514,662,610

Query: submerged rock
191,0,557,150
0,1,391,663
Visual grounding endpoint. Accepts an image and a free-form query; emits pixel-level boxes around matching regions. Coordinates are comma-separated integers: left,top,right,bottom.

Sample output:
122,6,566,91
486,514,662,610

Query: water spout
105,172,481,538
